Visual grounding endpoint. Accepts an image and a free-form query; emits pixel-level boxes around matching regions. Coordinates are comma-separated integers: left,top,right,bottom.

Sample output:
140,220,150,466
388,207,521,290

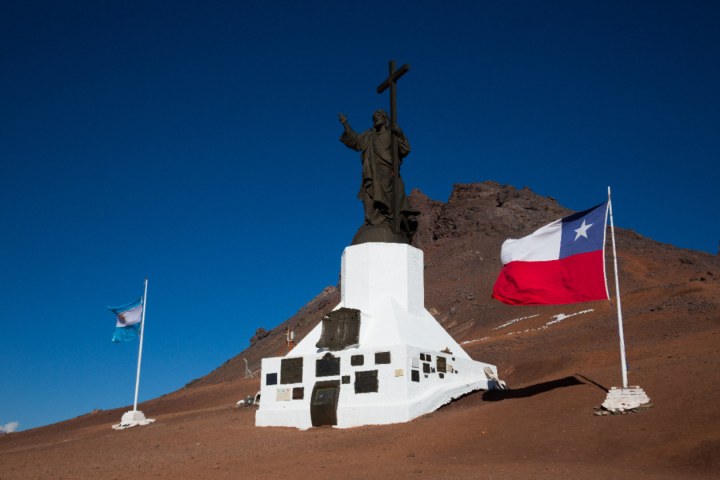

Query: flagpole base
600,386,651,413
112,410,156,430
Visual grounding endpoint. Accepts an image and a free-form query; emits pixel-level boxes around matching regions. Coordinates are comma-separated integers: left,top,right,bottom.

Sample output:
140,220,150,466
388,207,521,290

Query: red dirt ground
2,183,718,479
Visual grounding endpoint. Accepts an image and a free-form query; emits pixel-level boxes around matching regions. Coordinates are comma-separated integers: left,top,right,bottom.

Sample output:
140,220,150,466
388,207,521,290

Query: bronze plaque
281,357,303,384
354,370,379,394
316,308,361,351
316,353,340,377
436,356,447,373
375,351,391,364
292,387,304,400
351,354,364,366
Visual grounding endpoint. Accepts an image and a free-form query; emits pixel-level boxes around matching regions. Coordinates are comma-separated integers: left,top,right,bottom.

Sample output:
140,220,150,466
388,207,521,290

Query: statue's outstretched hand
338,113,348,124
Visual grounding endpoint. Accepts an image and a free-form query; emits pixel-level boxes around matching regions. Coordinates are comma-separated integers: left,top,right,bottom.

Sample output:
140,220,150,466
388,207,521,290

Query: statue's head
372,109,389,127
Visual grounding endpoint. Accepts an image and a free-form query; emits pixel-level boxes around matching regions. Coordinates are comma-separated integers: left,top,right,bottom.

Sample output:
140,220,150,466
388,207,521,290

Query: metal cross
376,60,410,234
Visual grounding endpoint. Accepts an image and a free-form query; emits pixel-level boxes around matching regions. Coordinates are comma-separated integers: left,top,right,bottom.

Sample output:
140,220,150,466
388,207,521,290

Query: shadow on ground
482,376,584,401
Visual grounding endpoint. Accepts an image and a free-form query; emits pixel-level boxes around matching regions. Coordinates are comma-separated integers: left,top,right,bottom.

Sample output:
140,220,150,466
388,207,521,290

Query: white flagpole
607,187,629,389
133,278,149,412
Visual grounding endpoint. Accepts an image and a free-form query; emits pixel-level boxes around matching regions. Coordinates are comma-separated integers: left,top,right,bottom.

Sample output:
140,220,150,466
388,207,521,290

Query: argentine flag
109,297,143,343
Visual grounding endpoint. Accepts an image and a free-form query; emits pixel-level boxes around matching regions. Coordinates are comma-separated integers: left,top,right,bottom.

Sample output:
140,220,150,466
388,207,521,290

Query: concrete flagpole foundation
600,386,651,413
112,410,156,430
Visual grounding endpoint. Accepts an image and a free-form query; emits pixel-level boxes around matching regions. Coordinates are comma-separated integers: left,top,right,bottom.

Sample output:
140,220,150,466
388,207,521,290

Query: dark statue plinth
352,222,416,245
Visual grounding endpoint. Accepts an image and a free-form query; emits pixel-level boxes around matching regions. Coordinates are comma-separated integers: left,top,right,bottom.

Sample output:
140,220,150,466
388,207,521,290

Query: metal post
133,278,149,411
376,60,410,235
608,188,629,388
389,60,401,234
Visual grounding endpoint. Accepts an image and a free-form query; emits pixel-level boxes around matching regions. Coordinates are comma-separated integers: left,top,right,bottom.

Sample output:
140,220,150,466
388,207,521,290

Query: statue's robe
340,126,413,227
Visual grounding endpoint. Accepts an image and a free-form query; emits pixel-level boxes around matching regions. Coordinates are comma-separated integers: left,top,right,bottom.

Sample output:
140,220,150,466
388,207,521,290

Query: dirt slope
2,182,718,479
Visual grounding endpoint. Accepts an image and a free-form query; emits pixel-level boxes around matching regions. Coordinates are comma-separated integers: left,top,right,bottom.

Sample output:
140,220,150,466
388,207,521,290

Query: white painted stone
256,243,501,429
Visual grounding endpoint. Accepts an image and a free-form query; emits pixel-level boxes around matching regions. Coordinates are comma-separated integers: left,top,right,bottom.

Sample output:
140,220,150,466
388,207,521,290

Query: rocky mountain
2,181,718,479
196,181,718,388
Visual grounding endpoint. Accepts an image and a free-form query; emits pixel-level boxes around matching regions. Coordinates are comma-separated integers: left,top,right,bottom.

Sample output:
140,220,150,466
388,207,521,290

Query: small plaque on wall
281,357,303,384
375,351,391,364
316,353,341,377
436,356,447,373
276,387,292,401
354,370,379,394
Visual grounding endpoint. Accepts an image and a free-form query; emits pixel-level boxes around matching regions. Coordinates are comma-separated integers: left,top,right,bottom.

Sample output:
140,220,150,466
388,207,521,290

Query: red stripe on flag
492,250,608,305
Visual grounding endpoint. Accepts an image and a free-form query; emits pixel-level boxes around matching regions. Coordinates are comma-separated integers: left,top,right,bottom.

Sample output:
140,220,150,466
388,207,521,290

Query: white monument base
256,243,502,429
601,386,651,412
112,410,155,430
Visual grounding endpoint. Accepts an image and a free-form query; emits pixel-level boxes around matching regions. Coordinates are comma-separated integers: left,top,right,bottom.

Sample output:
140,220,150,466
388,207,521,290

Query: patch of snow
546,309,594,326
493,314,540,330
498,309,595,338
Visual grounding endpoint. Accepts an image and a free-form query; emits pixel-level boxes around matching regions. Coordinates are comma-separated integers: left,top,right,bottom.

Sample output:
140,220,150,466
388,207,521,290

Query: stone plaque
281,357,303,384
266,372,278,386
354,370,379,394
276,387,292,401
316,308,361,351
316,353,341,377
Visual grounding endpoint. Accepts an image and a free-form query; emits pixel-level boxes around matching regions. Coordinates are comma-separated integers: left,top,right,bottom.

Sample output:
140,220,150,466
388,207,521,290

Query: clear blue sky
2,1,718,431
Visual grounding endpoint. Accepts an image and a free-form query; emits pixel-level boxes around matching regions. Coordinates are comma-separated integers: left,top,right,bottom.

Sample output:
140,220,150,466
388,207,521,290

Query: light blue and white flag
109,297,143,343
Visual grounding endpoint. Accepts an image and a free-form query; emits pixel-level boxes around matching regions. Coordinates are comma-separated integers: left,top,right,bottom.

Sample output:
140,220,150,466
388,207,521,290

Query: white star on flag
574,219,593,241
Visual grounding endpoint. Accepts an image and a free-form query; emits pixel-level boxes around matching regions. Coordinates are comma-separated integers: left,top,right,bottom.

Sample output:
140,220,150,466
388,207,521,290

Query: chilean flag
492,201,610,305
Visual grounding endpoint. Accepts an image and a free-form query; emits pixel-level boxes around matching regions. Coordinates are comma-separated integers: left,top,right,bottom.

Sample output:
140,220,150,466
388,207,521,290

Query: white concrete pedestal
256,243,501,429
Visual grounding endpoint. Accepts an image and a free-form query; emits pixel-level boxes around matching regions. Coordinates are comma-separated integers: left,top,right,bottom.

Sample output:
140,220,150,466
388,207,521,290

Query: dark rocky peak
411,181,570,246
